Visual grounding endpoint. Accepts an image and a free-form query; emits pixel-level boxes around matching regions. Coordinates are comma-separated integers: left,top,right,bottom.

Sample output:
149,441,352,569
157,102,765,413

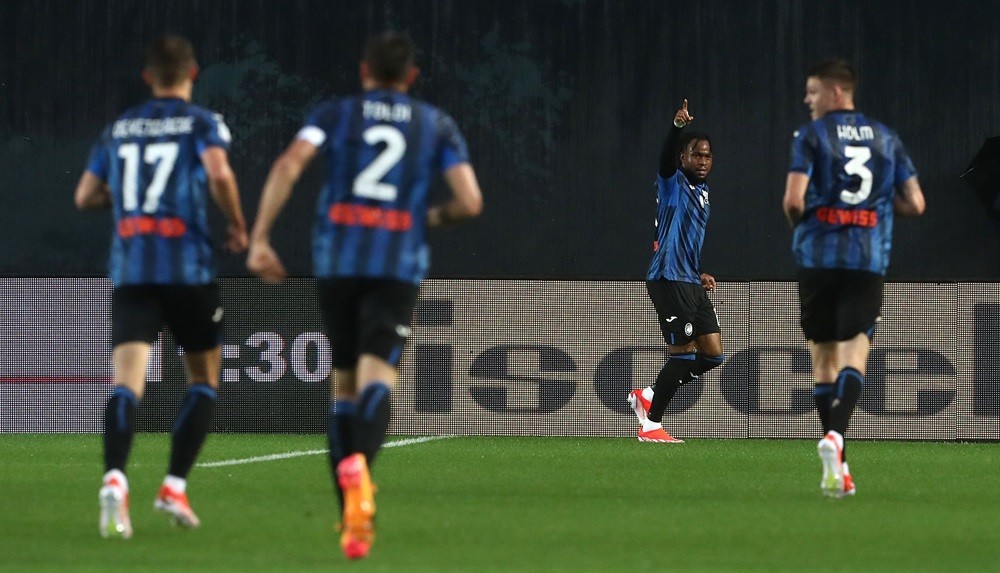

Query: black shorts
317,278,420,369
645,279,720,346
798,268,883,342
112,283,223,352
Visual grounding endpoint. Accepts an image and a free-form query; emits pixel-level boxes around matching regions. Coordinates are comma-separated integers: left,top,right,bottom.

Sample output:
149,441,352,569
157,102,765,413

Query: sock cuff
361,381,392,399
111,386,138,405
837,367,865,386
700,354,726,365
187,383,218,400
334,399,357,416
669,352,697,361
813,383,835,397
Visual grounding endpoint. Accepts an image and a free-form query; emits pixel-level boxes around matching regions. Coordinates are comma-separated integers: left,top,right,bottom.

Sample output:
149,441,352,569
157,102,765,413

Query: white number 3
840,145,873,205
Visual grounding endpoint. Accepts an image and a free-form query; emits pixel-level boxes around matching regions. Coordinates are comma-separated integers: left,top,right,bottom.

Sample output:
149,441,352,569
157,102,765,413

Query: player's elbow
460,193,483,219
782,198,803,221
74,192,89,210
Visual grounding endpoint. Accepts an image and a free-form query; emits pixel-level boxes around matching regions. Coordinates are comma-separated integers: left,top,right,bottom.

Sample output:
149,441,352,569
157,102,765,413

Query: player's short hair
145,35,196,87
808,59,857,92
364,32,416,83
680,132,712,155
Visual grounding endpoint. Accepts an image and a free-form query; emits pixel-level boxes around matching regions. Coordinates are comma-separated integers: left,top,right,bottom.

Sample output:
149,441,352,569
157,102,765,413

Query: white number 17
118,142,179,213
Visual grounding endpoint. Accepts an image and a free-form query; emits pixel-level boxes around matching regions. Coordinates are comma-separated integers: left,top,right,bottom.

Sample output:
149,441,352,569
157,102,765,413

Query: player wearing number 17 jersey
75,35,248,538
247,31,483,560
783,59,925,498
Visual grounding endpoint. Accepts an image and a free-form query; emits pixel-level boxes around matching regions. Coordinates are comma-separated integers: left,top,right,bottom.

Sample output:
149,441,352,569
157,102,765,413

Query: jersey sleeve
891,134,918,185
295,102,338,150
195,112,233,155
788,126,816,175
435,112,471,171
85,138,109,180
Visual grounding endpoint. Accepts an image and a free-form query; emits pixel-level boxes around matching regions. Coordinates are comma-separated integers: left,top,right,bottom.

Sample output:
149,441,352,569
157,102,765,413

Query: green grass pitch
2,434,998,572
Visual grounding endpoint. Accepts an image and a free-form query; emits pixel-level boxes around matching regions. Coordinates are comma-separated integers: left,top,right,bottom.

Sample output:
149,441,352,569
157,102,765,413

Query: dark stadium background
4,0,1000,281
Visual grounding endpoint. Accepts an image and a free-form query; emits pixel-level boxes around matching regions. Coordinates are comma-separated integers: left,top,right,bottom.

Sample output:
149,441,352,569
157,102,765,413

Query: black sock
328,399,356,510
103,386,138,473
352,382,392,466
813,383,834,434
168,383,217,479
648,353,695,423
828,367,864,439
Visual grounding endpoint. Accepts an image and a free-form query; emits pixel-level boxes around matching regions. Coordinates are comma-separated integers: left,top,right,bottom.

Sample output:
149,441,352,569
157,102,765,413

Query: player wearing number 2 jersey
247,31,482,560
75,35,248,538
783,59,925,499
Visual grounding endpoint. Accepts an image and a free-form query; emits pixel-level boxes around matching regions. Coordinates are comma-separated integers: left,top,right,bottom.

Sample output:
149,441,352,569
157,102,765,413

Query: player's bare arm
74,171,112,210
700,273,716,292
893,176,926,217
783,172,810,227
247,138,318,282
201,146,248,253
427,163,483,228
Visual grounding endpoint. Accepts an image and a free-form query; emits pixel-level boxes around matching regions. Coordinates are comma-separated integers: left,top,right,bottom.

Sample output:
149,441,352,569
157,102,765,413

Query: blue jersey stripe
788,111,917,274
89,98,230,285
646,170,710,284
306,90,469,283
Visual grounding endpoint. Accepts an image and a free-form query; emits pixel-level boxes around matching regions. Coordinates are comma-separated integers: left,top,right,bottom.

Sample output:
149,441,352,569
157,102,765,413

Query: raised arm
659,99,695,177
246,138,318,282
893,176,926,217
201,146,248,252
428,163,483,228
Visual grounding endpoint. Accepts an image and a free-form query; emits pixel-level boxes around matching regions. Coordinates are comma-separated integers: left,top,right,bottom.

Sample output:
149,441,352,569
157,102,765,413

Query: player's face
680,140,713,182
804,76,837,120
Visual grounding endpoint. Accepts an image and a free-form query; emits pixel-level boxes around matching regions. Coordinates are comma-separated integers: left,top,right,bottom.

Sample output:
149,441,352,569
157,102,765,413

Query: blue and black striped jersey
86,97,232,286
646,169,710,284
297,89,470,284
789,111,917,275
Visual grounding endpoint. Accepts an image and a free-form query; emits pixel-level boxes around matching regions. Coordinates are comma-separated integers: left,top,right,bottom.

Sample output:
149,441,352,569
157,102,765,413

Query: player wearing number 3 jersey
783,59,925,499
247,32,482,560
75,35,248,539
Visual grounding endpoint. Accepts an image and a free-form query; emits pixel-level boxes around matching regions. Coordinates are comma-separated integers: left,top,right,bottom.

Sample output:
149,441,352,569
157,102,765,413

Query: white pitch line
197,435,451,468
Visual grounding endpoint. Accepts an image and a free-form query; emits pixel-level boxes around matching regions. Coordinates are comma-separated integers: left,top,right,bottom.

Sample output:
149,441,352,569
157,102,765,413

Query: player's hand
700,272,716,292
674,99,694,128
225,223,249,253
247,241,287,283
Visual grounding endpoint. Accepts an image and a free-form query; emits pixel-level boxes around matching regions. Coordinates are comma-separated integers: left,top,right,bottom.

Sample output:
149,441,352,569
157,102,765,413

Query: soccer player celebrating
75,35,248,538
246,32,483,559
783,59,926,497
627,100,727,443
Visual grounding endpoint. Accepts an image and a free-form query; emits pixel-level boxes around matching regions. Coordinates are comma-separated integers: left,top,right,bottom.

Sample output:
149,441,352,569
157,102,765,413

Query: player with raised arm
75,35,248,538
783,59,925,498
627,100,727,443
246,31,482,559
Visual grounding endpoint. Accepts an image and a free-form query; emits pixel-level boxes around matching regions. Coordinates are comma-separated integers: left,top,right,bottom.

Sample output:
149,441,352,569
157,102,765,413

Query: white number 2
839,145,873,205
352,125,406,201
118,142,179,213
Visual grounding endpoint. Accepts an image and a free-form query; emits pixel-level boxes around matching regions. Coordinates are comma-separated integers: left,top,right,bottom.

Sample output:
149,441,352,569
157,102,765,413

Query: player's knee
693,354,726,376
